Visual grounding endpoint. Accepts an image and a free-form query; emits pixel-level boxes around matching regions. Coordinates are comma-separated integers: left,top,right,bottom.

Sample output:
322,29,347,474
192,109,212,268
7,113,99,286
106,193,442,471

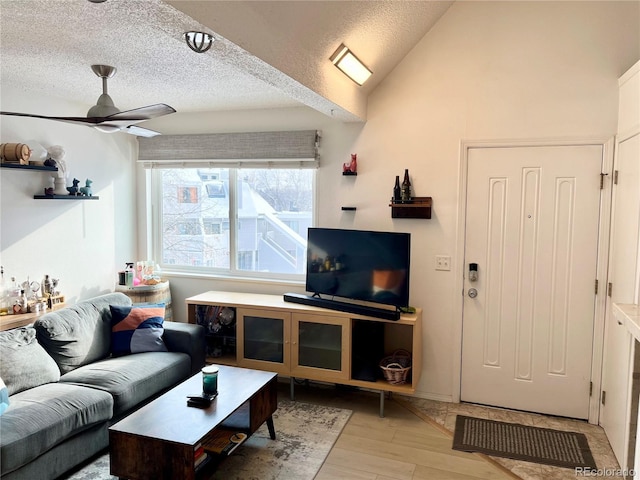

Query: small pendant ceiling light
184,31,214,53
330,44,372,86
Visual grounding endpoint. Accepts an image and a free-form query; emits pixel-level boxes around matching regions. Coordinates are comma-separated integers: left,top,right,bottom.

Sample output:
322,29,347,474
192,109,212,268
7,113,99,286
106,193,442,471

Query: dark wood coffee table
109,365,277,480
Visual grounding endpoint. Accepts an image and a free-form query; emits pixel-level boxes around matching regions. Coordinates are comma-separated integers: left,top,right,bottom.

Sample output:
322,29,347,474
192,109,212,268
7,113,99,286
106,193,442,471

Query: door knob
468,288,478,298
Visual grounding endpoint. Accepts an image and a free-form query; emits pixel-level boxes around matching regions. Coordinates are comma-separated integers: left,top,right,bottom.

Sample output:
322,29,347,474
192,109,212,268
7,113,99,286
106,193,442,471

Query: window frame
147,167,316,283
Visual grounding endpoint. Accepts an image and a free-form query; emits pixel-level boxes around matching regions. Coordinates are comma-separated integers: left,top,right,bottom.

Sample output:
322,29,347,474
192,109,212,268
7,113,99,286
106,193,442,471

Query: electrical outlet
435,255,451,271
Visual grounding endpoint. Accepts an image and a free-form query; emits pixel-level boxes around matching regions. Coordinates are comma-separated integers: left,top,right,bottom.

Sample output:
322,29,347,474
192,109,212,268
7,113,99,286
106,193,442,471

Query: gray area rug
63,399,352,480
452,415,597,470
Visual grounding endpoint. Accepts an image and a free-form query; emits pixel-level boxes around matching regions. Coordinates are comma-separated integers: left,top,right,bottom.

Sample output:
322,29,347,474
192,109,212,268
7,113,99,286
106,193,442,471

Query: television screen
306,228,411,308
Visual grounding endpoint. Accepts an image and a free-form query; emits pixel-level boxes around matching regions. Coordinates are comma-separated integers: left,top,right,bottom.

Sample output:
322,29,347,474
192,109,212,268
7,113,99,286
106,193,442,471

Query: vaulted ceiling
0,0,452,122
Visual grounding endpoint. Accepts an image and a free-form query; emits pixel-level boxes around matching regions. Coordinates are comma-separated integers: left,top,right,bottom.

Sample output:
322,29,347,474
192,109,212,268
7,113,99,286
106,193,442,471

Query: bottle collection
392,169,412,203
117,261,163,287
0,266,60,315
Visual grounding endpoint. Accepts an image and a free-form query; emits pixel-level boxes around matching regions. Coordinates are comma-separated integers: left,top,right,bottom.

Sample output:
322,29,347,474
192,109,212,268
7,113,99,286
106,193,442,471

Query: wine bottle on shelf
393,176,401,203
401,169,411,203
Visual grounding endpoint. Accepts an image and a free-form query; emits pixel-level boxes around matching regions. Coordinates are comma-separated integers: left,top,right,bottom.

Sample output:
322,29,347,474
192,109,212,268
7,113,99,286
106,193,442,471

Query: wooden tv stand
186,291,422,416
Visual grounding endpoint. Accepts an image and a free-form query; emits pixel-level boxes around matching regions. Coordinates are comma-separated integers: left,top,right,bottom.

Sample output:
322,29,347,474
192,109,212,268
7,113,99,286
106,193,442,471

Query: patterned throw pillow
110,304,168,356
0,377,9,415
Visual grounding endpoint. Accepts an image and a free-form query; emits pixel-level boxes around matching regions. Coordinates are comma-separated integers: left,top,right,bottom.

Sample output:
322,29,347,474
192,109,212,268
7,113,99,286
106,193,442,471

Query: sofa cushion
0,382,113,476
34,292,132,374
59,351,190,415
0,327,60,395
110,304,167,356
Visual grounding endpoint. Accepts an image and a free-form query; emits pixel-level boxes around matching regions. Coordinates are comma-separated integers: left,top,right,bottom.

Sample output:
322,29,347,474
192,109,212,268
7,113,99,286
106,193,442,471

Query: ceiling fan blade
124,125,162,137
105,104,176,122
0,111,100,126
2,111,164,136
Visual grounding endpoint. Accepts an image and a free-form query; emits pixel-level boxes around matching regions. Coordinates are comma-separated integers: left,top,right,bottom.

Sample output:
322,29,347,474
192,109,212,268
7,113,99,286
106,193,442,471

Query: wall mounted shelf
389,196,432,219
34,195,99,200
1,163,57,172
341,206,357,211
342,171,357,176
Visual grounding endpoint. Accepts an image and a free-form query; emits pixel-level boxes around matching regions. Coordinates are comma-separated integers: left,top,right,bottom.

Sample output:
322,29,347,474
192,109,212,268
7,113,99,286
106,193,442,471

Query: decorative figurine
47,145,67,179
44,176,55,196
67,178,80,196
47,145,69,195
43,157,57,168
343,153,357,174
80,179,93,196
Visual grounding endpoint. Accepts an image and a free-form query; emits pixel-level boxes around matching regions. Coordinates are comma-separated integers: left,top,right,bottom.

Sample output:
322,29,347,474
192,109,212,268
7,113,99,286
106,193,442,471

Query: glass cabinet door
237,308,290,374
291,313,349,380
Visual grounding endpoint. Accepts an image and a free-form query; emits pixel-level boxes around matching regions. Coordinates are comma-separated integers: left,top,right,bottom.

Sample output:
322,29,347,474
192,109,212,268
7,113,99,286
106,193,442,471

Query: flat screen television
303,227,411,313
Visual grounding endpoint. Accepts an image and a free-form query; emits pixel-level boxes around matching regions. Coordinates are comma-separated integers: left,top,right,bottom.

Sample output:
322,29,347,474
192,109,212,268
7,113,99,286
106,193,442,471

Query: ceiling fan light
93,125,121,133
184,31,214,53
330,43,372,86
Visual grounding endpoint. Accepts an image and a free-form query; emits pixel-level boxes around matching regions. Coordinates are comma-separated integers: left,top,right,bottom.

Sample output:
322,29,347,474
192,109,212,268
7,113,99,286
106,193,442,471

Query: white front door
461,144,603,419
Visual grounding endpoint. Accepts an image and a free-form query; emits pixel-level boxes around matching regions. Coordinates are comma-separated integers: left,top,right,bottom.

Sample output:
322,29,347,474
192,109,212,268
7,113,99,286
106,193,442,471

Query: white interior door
600,131,640,465
461,145,603,419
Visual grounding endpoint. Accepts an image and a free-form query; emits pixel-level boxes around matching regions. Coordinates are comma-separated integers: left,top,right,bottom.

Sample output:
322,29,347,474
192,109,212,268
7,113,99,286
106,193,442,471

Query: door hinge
614,170,619,185
608,282,613,297
602,390,606,405
600,172,608,189
589,381,593,396
595,279,598,295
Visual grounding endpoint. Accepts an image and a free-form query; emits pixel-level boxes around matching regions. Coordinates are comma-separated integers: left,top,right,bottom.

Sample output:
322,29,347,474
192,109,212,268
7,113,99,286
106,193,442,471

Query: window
203,219,222,235
139,130,319,280
205,181,225,198
178,186,198,203
153,167,314,279
176,219,201,235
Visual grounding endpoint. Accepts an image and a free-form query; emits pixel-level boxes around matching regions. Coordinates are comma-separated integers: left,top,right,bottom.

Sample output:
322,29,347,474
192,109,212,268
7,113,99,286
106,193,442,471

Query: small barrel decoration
0,143,31,165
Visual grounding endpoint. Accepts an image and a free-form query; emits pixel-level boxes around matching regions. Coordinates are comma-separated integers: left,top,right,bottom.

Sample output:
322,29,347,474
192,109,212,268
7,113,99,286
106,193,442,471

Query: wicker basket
379,349,412,385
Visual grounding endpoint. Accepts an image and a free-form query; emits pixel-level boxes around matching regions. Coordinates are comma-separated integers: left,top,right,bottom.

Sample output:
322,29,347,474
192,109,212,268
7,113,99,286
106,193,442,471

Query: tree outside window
155,167,313,278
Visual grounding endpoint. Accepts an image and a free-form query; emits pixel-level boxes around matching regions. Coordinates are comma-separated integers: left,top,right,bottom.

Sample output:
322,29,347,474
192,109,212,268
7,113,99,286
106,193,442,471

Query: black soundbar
283,293,400,321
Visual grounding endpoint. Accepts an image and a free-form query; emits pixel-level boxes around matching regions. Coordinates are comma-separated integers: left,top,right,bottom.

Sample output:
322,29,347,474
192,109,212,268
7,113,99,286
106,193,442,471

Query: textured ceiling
0,0,452,122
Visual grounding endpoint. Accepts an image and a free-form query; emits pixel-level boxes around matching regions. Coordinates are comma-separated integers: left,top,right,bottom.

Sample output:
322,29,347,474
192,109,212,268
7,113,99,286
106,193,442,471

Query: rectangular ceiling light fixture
330,44,372,86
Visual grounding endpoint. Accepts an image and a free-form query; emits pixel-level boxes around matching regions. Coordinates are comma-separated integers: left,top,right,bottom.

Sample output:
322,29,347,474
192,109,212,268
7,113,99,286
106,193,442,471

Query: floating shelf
1,163,57,172
389,196,432,219
341,206,356,211
34,195,99,200
342,171,357,176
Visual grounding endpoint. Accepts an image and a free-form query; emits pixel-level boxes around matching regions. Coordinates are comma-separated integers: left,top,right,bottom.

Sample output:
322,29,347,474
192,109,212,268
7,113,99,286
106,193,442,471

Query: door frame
452,137,615,424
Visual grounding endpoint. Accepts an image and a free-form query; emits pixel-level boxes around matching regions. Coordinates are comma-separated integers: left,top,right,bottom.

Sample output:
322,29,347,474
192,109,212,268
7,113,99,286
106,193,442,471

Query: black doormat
452,415,597,470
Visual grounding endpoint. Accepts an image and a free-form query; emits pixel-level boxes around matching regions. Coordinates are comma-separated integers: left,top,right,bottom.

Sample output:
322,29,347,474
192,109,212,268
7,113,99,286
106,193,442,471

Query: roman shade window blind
137,130,320,169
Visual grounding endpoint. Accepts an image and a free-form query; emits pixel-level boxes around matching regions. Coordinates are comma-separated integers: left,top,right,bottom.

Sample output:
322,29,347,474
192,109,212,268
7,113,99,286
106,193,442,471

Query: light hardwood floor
283,382,516,480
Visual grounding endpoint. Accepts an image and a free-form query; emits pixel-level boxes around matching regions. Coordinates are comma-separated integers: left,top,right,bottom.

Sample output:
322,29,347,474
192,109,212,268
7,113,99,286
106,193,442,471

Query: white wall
351,1,639,399
143,1,639,401
0,86,137,304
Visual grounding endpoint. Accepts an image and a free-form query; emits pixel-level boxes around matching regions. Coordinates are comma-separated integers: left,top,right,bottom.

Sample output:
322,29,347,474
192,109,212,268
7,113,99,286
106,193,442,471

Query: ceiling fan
0,65,176,137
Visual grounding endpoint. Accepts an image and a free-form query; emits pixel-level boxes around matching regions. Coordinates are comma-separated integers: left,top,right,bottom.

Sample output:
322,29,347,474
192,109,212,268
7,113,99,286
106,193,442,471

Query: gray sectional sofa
0,292,205,480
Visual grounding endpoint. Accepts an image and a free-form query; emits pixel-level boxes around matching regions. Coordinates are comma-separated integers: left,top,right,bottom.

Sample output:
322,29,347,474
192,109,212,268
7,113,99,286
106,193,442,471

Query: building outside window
178,186,198,203
139,129,319,281
152,167,314,279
